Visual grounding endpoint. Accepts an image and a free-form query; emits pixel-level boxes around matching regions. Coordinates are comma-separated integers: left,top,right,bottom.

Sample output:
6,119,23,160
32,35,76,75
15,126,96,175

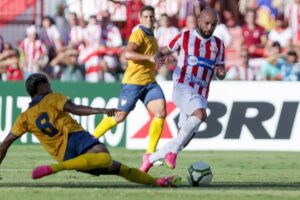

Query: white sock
180,126,199,150
149,140,174,163
171,116,201,153
149,116,201,163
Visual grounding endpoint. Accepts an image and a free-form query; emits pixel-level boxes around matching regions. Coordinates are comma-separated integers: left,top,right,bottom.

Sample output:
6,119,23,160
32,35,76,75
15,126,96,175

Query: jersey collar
139,25,154,36
29,95,46,108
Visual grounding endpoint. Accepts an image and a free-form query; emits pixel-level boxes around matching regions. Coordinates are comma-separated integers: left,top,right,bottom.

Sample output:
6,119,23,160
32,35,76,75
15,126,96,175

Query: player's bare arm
215,65,226,80
0,57,18,67
0,50,15,61
124,42,153,63
63,100,118,117
0,132,19,164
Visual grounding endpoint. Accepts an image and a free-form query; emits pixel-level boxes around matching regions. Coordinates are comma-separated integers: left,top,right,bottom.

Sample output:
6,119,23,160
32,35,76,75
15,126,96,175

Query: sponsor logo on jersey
187,55,198,66
186,55,214,70
185,74,208,88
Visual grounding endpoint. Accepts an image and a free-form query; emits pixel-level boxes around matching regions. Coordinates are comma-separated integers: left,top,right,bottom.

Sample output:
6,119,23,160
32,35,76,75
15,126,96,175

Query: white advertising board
126,81,300,151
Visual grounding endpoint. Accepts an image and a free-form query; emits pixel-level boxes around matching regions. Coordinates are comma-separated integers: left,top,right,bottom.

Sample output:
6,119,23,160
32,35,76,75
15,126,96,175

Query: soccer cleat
32,165,53,179
139,153,153,173
156,175,181,187
164,152,177,169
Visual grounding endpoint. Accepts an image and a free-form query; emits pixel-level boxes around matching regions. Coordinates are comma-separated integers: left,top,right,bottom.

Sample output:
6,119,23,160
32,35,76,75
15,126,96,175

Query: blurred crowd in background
0,0,300,82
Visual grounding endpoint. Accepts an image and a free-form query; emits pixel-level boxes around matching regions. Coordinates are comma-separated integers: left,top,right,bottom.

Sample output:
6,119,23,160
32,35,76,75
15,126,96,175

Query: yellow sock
93,117,117,138
118,164,156,186
50,153,112,173
147,117,164,153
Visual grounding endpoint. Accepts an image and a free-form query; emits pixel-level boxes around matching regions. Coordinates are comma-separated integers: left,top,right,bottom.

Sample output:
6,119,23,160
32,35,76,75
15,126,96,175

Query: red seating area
0,0,36,27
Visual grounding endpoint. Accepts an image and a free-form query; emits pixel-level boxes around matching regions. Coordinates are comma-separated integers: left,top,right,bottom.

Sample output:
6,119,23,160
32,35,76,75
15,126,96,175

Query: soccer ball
187,161,213,186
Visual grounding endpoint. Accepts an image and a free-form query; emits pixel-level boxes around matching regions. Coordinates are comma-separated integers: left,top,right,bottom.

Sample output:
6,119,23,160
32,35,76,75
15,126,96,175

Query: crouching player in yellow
0,73,180,187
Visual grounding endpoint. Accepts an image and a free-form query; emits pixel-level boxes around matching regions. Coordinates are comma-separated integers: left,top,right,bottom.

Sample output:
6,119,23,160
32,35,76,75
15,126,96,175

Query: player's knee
116,118,125,123
115,112,127,123
200,113,207,121
153,110,166,119
192,109,207,121
109,161,122,174
97,153,113,168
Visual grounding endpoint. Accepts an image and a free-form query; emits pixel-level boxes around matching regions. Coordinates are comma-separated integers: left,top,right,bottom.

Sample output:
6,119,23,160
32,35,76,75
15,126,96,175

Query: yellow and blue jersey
11,93,84,161
122,27,158,85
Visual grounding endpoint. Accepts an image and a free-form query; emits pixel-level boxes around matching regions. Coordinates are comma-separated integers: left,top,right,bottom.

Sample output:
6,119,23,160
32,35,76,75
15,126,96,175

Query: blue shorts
63,131,100,161
118,82,165,112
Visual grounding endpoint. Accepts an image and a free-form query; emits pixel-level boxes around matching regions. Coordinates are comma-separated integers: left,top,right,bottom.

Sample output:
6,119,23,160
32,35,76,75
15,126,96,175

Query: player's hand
4,50,16,57
148,55,155,63
163,55,177,65
215,66,226,80
153,54,165,66
104,108,119,116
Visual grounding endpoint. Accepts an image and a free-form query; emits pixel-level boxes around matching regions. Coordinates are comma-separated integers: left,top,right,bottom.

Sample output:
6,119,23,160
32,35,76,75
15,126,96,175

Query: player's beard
197,28,213,39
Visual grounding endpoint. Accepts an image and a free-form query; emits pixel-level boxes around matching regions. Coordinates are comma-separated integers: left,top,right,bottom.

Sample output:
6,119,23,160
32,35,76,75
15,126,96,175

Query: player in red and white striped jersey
140,8,226,173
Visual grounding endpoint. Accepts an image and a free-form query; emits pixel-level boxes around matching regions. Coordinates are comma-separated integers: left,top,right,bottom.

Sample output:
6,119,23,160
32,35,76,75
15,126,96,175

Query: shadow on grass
0,182,300,190
0,182,146,189
183,182,300,190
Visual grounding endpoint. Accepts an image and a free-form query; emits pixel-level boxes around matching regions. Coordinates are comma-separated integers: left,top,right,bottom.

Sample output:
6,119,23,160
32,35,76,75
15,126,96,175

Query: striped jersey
168,29,225,98
69,25,84,47
19,38,47,73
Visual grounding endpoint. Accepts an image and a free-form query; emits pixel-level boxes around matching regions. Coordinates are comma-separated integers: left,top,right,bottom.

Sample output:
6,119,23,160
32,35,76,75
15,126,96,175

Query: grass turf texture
0,145,300,200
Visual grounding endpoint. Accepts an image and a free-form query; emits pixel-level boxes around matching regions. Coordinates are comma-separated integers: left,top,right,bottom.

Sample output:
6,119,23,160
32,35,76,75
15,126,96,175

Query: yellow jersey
122,28,158,85
11,93,84,161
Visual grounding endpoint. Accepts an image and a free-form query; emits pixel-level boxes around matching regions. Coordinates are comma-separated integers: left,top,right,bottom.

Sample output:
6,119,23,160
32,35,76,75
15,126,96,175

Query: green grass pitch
0,145,300,200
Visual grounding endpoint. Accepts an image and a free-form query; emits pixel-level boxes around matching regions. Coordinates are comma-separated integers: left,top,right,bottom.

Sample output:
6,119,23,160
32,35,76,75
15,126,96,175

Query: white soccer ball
153,160,164,167
187,161,213,186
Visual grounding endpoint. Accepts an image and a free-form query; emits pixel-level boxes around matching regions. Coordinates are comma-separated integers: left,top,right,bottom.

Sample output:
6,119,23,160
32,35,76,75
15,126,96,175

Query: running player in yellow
0,73,180,187
93,5,166,170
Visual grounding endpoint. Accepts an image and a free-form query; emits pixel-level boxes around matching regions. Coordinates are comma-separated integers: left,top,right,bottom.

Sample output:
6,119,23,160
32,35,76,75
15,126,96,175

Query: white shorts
172,84,207,128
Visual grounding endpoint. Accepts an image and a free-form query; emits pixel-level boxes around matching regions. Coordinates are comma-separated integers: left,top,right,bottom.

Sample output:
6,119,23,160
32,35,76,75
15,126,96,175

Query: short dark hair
89,15,97,20
287,50,298,57
161,13,169,18
25,73,49,97
140,5,155,16
271,41,281,50
42,16,55,25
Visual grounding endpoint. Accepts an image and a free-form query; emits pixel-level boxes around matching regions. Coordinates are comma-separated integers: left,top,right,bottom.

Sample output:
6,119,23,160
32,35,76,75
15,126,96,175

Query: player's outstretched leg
156,175,182,187
120,164,181,187
102,160,181,187
32,152,112,179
